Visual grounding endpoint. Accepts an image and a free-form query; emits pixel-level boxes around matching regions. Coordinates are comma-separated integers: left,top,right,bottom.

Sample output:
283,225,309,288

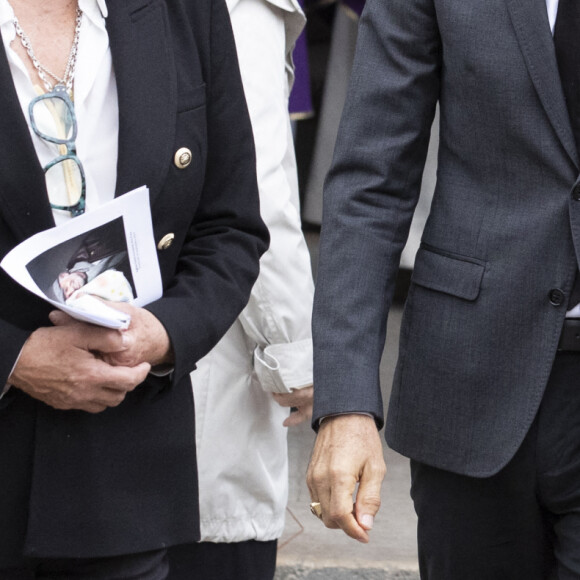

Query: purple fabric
289,30,313,117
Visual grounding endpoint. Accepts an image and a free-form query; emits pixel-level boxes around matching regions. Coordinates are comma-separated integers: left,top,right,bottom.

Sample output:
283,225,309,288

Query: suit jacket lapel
106,0,177,204
505,0,578,169
0,33,55,242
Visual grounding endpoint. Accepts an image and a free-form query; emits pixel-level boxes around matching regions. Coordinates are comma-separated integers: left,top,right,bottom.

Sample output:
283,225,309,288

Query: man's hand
273,385,313,427
9,322,151,413
50,305,174,368
306,414,386,543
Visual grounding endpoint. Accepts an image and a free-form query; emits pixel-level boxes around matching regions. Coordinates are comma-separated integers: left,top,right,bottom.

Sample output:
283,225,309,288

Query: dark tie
554,0,580,308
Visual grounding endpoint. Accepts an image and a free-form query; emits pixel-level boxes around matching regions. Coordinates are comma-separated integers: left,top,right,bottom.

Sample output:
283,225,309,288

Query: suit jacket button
174,147,192,169
573,184,580,201
157,233,175,250
549,288,565,306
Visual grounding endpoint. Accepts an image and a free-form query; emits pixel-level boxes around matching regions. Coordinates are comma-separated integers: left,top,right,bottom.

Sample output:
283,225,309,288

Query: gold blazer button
174,147,192,169
157,233,175,250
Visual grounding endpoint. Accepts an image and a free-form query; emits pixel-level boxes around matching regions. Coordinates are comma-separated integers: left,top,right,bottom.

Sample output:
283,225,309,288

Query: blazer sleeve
0,268,54,398
146,0,269,387
228,0,314,394
312,0,442,427
0,322,32,395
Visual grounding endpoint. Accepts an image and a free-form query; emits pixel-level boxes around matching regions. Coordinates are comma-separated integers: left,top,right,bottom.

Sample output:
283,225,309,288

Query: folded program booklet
1,186,162,329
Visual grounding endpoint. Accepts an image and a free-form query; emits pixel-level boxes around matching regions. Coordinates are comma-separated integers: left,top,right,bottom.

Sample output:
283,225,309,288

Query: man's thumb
354,467,384,530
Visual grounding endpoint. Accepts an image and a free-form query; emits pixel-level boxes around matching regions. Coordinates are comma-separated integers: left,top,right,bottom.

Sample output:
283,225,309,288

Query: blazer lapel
0,34,55,242
106,0,177,204
505,0,578,169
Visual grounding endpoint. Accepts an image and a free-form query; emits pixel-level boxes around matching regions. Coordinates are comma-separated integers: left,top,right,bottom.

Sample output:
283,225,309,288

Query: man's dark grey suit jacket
313,0,579,477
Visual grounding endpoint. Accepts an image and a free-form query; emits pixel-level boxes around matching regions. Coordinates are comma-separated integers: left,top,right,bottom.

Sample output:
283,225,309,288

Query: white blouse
0,0,117,225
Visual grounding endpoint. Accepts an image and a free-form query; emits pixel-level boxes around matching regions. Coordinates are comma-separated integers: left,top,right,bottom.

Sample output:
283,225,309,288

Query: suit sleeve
146,0,269,386
228,0,314,394
312,0,442,428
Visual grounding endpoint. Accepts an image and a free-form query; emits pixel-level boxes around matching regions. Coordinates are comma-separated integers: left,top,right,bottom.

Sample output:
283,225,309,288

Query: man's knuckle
323,518,340,530
368,461,387,478
362,495,382,510
327,509,349,525
327,509,341,522
329,466,352,484
308,470,326,488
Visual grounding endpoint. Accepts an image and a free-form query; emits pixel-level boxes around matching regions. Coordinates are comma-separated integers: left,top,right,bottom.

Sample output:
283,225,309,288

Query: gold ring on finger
309,501,323,520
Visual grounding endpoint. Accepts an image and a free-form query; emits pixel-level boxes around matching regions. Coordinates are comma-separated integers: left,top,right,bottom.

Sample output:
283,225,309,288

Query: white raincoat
191,0,314,542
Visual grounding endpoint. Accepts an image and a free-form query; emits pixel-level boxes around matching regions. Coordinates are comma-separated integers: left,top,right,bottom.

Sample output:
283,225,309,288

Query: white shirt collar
97,0,108,18
80,0,108,23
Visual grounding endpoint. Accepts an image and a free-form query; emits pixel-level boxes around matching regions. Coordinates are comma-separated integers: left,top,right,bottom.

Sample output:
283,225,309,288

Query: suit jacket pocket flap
411,246,485,301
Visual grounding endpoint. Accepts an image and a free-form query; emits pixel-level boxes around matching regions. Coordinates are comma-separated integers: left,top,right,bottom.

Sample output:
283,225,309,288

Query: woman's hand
50,305,174,368
273,385,313,426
